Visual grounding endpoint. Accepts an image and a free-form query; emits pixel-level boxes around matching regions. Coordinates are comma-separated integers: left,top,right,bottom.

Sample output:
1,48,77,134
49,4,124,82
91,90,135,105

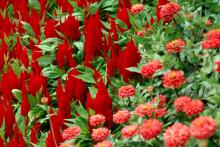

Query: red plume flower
44,19,58,38
21,83,30,116
117,4,131,32
84,11,103,62
56,41,76,69
20,46,29,68
58,14,80,41
118,39,141,82
28,73,47,96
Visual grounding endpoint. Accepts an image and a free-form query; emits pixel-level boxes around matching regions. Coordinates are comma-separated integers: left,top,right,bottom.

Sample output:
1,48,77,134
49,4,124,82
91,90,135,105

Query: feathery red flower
162,70,185,89
140,119,162,140
21,84,30,116
58,14,80,41
163,123,190,147
117,4,131,32
190,116,217,139
118,39,141,82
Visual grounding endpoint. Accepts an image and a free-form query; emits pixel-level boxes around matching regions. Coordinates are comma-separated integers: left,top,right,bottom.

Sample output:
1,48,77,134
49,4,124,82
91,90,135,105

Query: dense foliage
0,0,220,146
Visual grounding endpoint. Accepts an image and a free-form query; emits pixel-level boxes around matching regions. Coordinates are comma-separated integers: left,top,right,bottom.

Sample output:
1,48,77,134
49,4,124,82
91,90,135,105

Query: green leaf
75,74,95,83
40,38,61,44
28,0,40,10
88,87,97,99
37,56,54,66
42,66,63,79
36,44,52,52
12,89,22,102
126,67,140,73
15,108,26,135
11,59,21,77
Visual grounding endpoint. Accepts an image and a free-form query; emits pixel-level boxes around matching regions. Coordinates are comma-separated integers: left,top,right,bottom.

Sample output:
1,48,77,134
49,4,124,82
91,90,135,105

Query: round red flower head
151,95,167,108
118,85,135,98
131,4,145,15
163,123,190,147
202,38,220,49
206,29,220,40
121,124,139,139
162,70,185,89
190,116,217,139
140,60,163,78
159,3,181,23
183,99,204,116
94,140,113,147
62,125,81,140
135,103,154,117
140,119,162,140
90,114,106,127
174,96,191,112
92,127,110,142
165,39,186,54
113,109,130,124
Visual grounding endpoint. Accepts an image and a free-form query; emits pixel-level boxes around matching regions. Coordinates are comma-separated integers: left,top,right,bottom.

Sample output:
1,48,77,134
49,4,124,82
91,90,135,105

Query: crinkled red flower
162,70,185,89
165,39,186,54
154,108,167,118
92,127,110,142
163,123,190,147
183,99,204,116
202,38,220,49
94,140,113,147
174,96,191,112
206,29,220,40
90,114,106,127
140,60,163,78
215,61,220,72
135,103,154,117
151,95,167,108
190,116,217,139
121,124,139,139
159,3,180,23
118,85,136,98
130,4,145,14
62,126,81,140
113,109,130,124
140,119,162,140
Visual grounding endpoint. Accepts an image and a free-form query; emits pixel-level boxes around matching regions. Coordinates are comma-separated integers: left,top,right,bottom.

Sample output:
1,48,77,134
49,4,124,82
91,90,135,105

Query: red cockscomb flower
121,124,139,139
94,140,113,147
162,70,185,89
190,116,217,139
174,96,191,112
135,103,154,117
159,3,180,23
21,84,30,116
183,99,204,116
118,85,135,98
165,39,186,54
113,109,130,124
140,119,162,140
92,127,110,142
90,114,106,127
215,61,220,72
202,38,220,49
140,60,163,78
117,4,131,32
130,4,145,14
163,123,190,147
62,126,81,140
